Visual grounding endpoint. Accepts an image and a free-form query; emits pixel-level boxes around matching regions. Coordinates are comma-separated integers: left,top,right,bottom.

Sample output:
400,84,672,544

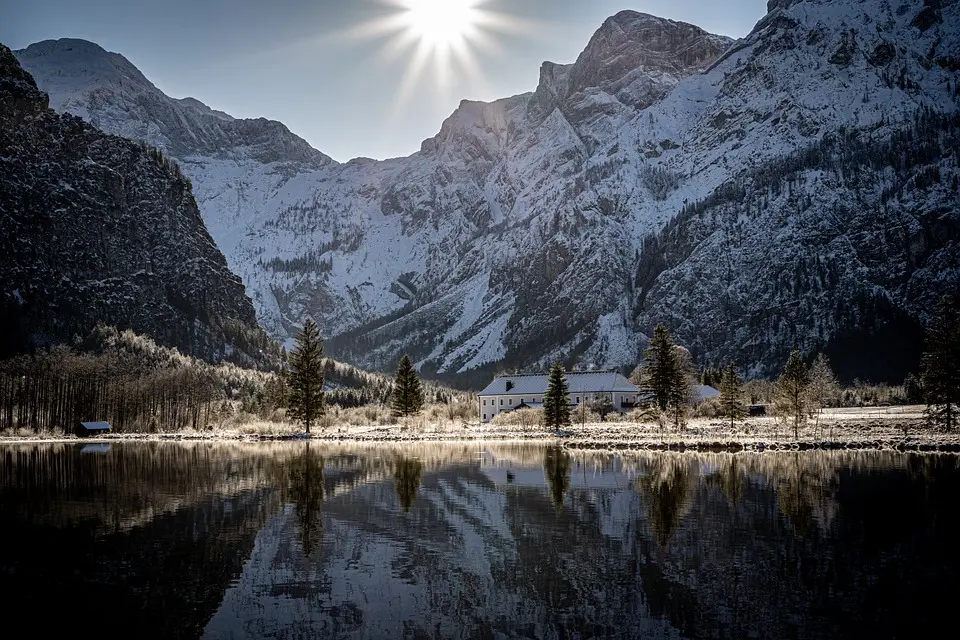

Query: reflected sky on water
0,442,957,639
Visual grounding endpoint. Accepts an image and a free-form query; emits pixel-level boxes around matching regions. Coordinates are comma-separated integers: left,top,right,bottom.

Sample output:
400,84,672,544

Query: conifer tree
775,350,810,439
288,319,325,434
921,294,960,432
903,373,923,405
719,364,747,430
391,355,425,418
543,362,572,432
643,324,677,412
668,345,694,429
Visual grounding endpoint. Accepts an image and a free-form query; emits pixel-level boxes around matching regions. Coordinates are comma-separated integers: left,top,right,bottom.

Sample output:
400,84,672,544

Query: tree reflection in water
707,455,747,506
543,446,571,508
393,456,423,512
3,444,958,639
773,453,820,537
635,456,697,548
286,443,325,555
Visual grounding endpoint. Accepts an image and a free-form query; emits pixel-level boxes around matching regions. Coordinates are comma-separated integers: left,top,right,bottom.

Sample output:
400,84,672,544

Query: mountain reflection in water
0,442,956,638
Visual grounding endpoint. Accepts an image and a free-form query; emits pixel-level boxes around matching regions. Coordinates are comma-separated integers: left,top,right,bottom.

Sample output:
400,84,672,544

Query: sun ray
361,0,529,95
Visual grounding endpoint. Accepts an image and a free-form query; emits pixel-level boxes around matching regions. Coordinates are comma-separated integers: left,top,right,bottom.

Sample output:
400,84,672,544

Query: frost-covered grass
3,405,955,451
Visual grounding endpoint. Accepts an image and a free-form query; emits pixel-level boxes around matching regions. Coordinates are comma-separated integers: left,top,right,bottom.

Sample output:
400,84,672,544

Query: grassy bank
3,406,958,452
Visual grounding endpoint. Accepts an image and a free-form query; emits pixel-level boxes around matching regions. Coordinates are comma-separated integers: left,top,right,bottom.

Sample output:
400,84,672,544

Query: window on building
575,397,580,403
500,399,503,405
483,399,486,406
509,399,512,405
483,414,486,420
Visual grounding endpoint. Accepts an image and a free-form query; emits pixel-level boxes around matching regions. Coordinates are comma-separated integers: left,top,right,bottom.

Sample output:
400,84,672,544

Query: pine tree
718,364,747,430
643,324,677,412
391,355,425,418
921,295,960,432
775,350,810,439
543,362,572,432
668,345,694,429
807,353,839,433
903,373,923,404
288,319,325,434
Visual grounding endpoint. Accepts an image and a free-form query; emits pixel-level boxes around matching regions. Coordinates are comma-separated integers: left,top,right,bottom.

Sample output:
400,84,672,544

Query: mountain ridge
14,0,960,384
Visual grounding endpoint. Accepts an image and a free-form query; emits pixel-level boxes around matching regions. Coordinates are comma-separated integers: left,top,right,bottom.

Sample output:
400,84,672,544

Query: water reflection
393,456,423,512
284,443,324,555
542,445,571,508
635,456,697,548
0,443,957,638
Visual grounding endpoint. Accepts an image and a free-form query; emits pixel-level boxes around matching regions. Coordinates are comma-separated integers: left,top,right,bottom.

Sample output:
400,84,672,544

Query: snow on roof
79,421,112,430
478,371,638,396
693,385,720,402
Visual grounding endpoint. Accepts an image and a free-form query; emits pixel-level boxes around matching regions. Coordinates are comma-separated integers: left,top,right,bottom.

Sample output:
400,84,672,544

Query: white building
477,371,639,423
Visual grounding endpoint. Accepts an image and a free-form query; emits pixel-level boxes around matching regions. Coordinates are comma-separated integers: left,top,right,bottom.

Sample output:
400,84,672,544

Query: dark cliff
0,44,276,366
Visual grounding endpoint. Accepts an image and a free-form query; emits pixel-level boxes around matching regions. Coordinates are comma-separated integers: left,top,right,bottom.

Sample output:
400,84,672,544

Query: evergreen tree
668,345,695,429
700,365,722,388
903,373,924,405
288,319,325,434
264,370,288,411
807,353,839,432
543,362,572,432
775,350,810,439
391,355,425,418
718,364,747,430
921,295,960,432
643,324,677,412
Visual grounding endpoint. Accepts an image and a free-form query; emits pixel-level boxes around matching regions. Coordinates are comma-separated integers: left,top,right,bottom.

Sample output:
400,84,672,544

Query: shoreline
3,417,959,453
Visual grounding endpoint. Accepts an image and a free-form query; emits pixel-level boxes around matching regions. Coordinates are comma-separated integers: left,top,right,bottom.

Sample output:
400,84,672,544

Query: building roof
79,421,112,430
692,385,720,402
478,371,638,396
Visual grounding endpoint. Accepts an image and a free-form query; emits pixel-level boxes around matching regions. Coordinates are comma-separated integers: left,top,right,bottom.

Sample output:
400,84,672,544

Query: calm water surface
0,442,957,639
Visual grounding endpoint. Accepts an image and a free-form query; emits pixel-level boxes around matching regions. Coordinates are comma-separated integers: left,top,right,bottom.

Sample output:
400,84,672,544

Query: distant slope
0,44,277,366
19,0,960,382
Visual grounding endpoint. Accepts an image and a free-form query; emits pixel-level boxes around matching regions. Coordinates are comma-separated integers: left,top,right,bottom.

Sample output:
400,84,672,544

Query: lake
0,442,956,638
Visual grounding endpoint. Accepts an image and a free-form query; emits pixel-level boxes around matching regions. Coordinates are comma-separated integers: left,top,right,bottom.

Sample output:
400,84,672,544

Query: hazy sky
2,0,769,161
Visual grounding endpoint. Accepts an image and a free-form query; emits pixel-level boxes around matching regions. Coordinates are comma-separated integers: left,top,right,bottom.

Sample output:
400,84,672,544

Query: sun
399,0,481,49
345,0,530,110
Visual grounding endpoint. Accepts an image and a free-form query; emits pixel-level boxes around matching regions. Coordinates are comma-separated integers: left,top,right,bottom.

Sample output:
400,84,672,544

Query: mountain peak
15,39,333,167
531,10,733,115
16,38,155,110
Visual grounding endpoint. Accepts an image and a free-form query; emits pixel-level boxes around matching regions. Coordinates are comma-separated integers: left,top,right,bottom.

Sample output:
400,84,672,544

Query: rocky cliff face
17,0,960,382
0,45,276,366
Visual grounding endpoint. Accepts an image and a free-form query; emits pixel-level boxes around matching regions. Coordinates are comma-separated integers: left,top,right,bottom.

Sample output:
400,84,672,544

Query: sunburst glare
346,0,532,112
401,0,481,48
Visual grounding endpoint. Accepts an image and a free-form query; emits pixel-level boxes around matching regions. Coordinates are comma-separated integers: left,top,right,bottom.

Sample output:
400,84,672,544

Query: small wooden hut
76,421,112,437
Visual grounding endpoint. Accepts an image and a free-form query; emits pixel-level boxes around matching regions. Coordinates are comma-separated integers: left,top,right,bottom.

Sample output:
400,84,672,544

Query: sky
2,0,769,162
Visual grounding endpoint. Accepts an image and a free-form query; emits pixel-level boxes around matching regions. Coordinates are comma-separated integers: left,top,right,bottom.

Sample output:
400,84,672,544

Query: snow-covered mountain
16,0,960,382
0,45,277,366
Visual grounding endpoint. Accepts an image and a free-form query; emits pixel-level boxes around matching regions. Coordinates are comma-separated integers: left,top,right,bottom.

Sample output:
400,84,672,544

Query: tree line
535,294,958,434
0,320,440,434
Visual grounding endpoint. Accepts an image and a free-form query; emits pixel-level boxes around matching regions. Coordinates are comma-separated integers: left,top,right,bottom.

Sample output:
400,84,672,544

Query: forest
0,324,460,434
